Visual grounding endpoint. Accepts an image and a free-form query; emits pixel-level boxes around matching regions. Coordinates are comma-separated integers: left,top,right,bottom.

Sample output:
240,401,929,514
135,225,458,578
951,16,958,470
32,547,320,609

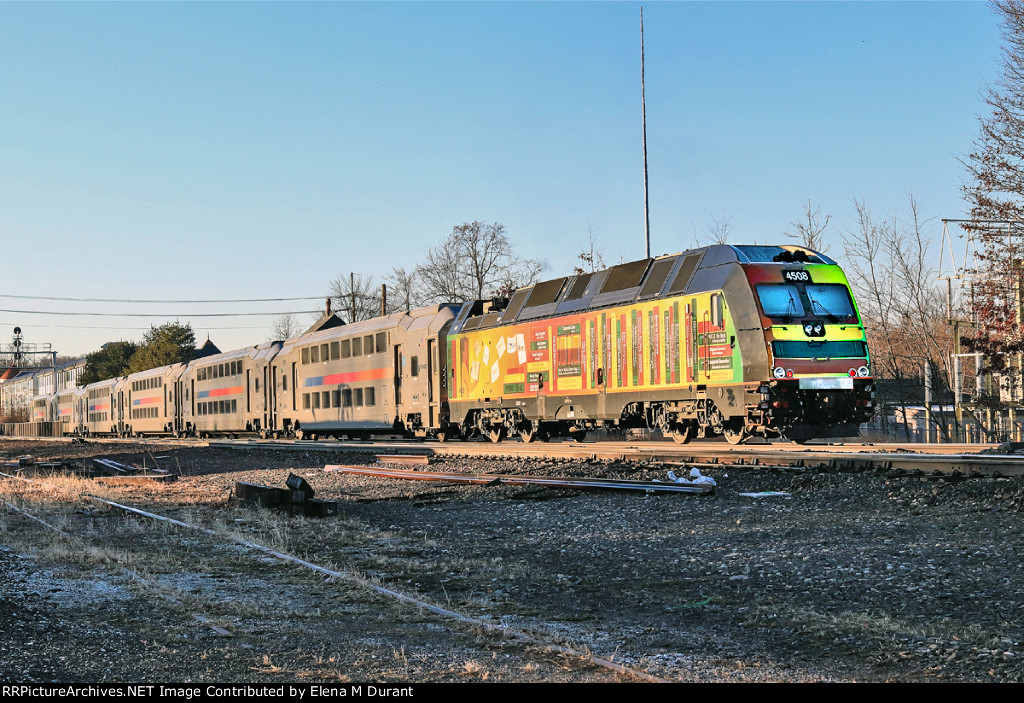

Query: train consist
28,244,874,444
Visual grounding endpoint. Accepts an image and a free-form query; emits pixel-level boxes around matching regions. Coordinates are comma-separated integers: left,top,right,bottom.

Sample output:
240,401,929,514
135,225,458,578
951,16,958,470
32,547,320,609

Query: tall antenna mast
641,6,651,258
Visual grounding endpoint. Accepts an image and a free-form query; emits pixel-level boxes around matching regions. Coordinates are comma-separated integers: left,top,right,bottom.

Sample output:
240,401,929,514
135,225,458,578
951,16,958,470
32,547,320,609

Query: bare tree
961,0,1024,368
327,272,381,323
574,225,607,274
417,221,542,303
384,266,420,313
841,195,954,440
703,211,733,245
270,313,300,341
785,200,831,252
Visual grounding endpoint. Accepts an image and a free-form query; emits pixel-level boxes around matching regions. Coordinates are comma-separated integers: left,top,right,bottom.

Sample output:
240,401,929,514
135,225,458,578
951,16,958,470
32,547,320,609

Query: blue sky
0,1,1002,356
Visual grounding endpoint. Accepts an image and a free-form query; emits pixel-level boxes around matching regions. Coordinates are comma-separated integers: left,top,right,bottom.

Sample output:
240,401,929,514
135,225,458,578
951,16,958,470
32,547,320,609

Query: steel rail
0,470,667,683
326,464,715,494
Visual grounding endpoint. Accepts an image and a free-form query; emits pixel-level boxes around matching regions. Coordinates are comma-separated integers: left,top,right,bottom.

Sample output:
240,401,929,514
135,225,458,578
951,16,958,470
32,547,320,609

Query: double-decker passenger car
78,377,124,437
270,305,459,440
180,342,280,438
123,363,185,438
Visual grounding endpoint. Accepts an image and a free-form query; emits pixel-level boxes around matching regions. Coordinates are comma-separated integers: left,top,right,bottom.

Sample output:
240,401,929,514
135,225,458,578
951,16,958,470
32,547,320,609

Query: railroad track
164,437,1024,477
4,434,1023,476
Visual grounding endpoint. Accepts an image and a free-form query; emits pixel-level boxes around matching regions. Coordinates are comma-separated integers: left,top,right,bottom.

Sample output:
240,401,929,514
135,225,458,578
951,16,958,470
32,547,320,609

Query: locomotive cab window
805,285,857,321
711,293,725,330
756,285,806,318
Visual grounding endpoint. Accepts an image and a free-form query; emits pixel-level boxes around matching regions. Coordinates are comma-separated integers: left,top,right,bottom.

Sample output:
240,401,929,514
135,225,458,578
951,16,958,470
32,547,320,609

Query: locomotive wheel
722,421,747,445
570,428,588,443
670,423,694,444
487,427,505,443
519,420,548,443
436,431,448,443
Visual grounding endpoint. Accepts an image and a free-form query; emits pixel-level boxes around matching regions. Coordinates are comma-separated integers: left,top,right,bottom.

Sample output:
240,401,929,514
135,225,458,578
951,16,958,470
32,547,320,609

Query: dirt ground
1,438,1022,683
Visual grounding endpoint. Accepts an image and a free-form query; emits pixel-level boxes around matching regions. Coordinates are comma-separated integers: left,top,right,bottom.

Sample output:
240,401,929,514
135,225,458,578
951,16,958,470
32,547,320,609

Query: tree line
78,322,197,386
323,220,543,324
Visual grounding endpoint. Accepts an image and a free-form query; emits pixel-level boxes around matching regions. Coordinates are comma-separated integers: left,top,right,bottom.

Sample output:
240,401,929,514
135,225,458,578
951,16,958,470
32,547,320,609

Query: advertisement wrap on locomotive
445,244,873,445
39,244,872,445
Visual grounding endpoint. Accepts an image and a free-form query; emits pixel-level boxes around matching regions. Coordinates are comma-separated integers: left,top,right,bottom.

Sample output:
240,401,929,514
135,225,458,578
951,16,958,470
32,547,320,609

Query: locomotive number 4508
783,269,811,283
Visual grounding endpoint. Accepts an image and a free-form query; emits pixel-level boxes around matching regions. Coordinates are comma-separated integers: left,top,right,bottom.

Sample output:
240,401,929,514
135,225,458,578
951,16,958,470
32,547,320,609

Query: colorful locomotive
445,244,873,444
40,244,872,444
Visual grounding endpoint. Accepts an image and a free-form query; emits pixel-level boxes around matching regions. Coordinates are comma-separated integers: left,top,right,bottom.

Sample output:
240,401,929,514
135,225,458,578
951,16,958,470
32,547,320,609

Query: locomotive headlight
813,323,824,335
804,324,814,335
773,366,786,379
857,365,870,377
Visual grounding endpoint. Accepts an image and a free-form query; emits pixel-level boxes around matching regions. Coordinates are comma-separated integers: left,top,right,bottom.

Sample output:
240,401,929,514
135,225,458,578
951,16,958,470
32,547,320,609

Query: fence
0,422,64,438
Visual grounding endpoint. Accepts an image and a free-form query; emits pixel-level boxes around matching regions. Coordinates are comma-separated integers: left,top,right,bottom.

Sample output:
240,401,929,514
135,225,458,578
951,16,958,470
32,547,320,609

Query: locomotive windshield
756,283,858,322
756,285,805,317
806,284,856,320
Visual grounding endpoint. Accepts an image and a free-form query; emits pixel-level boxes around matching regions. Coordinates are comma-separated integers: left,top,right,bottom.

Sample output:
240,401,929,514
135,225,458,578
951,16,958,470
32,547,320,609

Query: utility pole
924,360,932,443
641,6,651,259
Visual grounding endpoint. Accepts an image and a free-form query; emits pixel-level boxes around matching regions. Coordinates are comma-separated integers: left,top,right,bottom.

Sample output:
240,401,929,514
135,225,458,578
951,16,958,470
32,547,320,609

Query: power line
0,294,324,304
0,308,320,318
0,322,281,331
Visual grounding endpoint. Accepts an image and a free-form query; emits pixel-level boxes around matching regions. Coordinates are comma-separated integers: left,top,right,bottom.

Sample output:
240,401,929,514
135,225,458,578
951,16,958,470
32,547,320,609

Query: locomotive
41,244,873,444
